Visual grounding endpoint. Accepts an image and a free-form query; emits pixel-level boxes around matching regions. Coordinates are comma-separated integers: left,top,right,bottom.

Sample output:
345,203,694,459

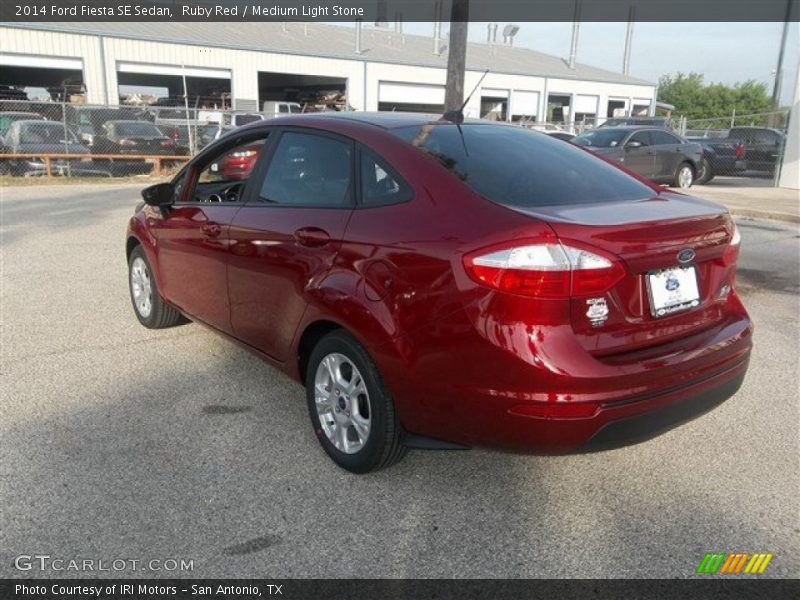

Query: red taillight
722,221,741,267
464,240,626,298
735,142,745,158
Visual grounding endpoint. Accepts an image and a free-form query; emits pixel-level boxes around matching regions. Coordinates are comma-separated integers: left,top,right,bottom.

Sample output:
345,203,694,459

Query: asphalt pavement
1,184,798,578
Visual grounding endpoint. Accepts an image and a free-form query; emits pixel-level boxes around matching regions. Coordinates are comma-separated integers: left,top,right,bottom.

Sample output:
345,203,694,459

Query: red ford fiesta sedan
126,113,751,473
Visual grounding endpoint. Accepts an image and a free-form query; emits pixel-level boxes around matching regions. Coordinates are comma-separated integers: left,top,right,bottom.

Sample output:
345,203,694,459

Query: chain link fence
0,97,791,184
0,97,333,179
677,109,790,138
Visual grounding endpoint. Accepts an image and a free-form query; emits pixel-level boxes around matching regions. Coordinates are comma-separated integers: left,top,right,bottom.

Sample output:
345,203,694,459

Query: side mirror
625,140,643,149
142,182,175,207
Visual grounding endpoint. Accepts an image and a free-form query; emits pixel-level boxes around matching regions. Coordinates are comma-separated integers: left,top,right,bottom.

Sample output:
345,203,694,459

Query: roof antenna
441,69,489,125
439,69,489,157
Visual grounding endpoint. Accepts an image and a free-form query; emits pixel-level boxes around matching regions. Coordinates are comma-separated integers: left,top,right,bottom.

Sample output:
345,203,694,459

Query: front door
623,130,655,178
152,133,272,333
228,129,355,361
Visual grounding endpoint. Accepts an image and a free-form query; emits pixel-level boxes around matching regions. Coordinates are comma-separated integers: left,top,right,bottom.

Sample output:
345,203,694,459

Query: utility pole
568,0,581,70
770,0,793,126
622,6,635,76
444,0,469,112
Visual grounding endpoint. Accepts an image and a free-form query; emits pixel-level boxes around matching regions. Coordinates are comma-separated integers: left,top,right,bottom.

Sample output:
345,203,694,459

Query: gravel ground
1,184,798,579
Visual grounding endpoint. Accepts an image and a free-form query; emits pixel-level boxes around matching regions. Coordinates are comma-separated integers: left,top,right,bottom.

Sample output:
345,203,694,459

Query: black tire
128,245,184,329
672,161,695,189
306,330,407,473
696,158,715,185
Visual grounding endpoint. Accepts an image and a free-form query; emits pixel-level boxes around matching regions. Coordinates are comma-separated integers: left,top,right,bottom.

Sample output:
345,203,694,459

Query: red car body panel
127,114,752,452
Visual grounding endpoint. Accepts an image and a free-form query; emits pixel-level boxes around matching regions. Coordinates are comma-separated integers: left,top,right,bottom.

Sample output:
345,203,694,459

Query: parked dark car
0,120,90,176
92,120,176,156
70,107,153,147
126,113,751,473
727,127,785,175
0,111,44,140
686,136,746,184
164,122,235,155
573,126,703,188
600,116,672,129
545,131,575,142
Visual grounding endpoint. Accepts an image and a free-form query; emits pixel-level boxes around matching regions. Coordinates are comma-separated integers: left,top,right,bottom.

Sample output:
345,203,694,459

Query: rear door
227,128,355,361
650,129,684,181
622,130,655,178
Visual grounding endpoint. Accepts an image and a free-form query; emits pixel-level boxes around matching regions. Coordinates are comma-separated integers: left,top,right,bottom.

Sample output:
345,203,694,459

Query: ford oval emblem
677,248,696,264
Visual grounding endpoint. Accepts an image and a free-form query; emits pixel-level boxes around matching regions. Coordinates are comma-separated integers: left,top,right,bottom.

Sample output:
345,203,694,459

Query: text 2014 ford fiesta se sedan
126,113,752,473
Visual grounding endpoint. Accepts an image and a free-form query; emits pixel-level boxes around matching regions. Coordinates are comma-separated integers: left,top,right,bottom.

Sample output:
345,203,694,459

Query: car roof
581,125,672,133
0,111,43,116
107,120,159,125
299,111,443,129
247,111,548,132
15,119,60,126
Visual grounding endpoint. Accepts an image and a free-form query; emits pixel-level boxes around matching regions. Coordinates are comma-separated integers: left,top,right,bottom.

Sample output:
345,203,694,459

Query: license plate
647,266,700,317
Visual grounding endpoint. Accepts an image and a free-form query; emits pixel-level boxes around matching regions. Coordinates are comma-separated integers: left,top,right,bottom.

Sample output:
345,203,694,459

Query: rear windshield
112,122,163,137
19,123,77,144
391,123,652,207
0,114,40,134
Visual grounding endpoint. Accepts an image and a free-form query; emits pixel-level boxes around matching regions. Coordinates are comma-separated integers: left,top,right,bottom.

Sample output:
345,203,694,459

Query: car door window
256,131,352,207
629,131,652,146
186,135,269,204
651,130,680,146
359,148,412,207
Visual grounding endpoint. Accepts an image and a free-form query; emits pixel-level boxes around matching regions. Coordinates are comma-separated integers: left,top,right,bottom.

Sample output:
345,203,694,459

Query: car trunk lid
509,192,737,358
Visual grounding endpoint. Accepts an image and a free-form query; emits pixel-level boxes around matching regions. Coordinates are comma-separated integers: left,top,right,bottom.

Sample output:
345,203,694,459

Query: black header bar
1,0,798,23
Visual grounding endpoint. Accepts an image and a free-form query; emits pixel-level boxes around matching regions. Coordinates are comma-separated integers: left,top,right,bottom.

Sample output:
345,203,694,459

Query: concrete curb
728,207,800,224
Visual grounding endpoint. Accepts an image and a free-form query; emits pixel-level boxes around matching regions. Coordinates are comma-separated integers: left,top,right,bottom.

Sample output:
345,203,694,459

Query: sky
400,21,800,104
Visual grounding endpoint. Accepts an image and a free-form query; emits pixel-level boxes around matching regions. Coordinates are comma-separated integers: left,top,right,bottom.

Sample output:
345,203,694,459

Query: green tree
658,72,773,126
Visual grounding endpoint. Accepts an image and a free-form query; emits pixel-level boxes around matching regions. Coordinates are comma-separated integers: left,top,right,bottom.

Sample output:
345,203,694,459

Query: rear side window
359,148,412,207
258,131,352,207
651,130,681,145
392,124,653,208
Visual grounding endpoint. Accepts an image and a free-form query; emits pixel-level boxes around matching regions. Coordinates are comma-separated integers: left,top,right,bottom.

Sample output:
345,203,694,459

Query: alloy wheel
314,353,371,454
130,257,153,318
678,165,694,188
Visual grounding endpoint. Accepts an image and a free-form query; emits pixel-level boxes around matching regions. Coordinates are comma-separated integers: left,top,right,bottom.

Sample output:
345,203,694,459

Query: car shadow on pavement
4,328,791,579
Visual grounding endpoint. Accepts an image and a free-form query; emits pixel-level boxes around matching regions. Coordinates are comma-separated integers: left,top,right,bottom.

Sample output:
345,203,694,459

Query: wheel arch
296,319,344,384
126,235,140,261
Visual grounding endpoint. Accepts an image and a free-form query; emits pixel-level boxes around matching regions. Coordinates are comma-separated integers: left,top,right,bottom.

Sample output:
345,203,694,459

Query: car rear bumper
385,298,752,453
712,156,747,173
582,366,745,451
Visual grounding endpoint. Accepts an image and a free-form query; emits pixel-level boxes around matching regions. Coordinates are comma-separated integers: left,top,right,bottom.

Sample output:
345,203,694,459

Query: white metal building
0,21,657,123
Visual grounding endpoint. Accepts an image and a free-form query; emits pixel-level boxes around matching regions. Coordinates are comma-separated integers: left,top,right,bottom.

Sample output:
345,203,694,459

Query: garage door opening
480,88,510,121
258,72,347,112
547,94,572,124
117,72,231,111
607,98,628,118
378,82,444,114
0,55,85,103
